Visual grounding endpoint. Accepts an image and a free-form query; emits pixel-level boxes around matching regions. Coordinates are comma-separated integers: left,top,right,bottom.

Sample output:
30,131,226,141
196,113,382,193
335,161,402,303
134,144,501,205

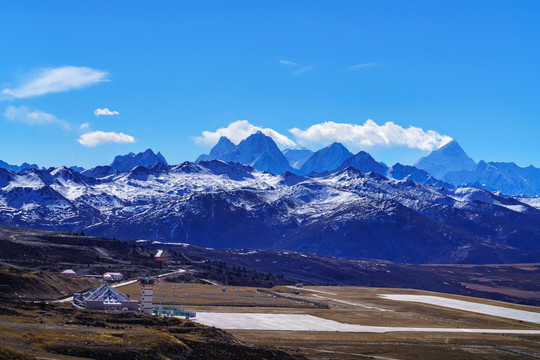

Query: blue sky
0,1,539,169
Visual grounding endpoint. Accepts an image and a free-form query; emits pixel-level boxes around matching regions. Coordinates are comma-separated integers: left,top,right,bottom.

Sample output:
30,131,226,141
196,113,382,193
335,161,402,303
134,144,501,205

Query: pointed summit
337,151,388,175
299,142,352,175
196,136,237,162
110,149,168,172
196,132,294,174
414,140,476,179
231,132,294,174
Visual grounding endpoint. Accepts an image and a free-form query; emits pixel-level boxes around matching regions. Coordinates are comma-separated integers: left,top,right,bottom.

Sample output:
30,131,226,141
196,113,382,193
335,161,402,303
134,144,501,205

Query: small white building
103,272,124,282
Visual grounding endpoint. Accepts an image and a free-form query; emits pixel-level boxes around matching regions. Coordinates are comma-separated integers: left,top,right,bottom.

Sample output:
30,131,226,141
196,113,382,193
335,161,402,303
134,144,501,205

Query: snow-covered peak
50,166,89,185
299,142,353,175
229,132,294,175
338,151,388,175
414,140,476,179
195,133,293,175
196,136,237,162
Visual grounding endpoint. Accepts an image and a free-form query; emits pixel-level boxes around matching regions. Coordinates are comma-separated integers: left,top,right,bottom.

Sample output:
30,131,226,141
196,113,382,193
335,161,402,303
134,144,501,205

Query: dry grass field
0,301,302,360
118,281,540,359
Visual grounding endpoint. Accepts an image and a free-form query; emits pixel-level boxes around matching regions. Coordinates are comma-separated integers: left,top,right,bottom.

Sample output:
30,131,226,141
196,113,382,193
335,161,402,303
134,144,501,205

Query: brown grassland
118,281,540,359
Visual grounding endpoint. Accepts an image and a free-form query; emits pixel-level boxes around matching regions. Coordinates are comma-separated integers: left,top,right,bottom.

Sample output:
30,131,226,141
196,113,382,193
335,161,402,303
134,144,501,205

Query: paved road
286,286,337,295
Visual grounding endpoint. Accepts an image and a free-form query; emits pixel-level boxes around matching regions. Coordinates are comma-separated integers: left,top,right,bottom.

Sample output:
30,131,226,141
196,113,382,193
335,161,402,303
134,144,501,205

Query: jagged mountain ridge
196,132,294,174
110,149,168,172
0,160,40,172
197,135,454,188
388,163,451,188
444,160,540,196
0,160,539,264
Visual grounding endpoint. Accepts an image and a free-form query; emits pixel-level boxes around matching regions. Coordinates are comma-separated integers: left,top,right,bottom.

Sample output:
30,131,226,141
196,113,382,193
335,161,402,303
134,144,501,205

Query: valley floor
117,281,540,359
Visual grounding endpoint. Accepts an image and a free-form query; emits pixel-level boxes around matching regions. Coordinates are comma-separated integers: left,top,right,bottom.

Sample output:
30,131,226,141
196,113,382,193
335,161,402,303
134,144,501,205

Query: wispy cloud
289,120,453,151
279,59,313,76
294,65,313,76
80,122,90,130
4,105,70,129
94,108,119,116
347,63,380,70
2,66,108,99
279,59,298,66
193,120,296,147
78,131,135,147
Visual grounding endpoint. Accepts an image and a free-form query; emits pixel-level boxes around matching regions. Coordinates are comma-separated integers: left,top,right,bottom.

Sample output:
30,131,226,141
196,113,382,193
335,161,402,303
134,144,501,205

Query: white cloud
80,122,90,130
78,131,135,147
2,66,108,99
94,108,119,116
289,120,453,151
193,120,296,147
4,105,70,129
348,63,379,70
279,59,312,76
280,59,298,66
294,65,313,76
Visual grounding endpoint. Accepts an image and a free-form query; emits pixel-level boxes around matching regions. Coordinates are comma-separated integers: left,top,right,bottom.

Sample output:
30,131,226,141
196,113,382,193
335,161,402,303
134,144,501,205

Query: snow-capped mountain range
0,133,539,264
0,153,539,264
196,133,540,196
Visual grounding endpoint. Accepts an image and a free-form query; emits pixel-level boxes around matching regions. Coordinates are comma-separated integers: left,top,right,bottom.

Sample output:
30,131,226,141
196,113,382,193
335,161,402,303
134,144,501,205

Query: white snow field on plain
379,294,540,324
192,312,540,334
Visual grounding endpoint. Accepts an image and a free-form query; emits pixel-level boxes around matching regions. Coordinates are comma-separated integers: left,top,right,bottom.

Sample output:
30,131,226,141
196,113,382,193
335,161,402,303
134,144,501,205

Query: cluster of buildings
72,276,195,318
61,269,124,282
69,250,194,318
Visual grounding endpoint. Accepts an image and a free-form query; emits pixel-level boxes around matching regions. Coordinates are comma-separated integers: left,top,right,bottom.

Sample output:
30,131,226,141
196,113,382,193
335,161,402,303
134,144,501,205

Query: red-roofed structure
154,250,168,262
